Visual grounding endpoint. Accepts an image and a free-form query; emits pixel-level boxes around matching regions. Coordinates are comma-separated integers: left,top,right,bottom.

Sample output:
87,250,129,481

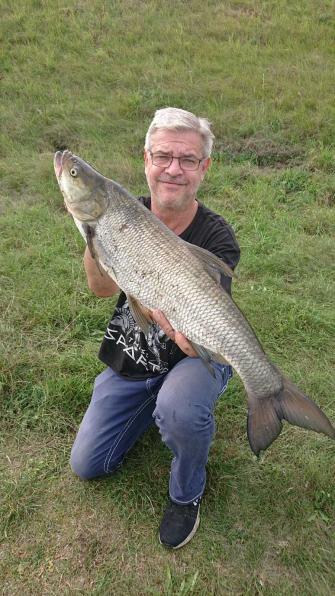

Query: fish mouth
54,151,63,179
54,149,74,179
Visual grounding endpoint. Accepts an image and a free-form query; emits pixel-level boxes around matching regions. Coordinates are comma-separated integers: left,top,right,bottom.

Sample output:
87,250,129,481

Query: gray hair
144,107,215,158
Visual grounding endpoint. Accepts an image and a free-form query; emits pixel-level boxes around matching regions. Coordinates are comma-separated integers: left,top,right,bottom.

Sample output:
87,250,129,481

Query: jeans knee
70,447,96,480
70,443,123,480
154,393,213,437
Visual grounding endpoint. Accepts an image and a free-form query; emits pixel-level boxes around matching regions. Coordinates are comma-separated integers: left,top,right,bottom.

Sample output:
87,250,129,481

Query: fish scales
95,184,282,395
54,150,335,455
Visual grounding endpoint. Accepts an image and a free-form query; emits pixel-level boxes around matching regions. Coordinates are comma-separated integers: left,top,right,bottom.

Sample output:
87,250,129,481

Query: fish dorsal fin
127,294,153,336
184,241,235,284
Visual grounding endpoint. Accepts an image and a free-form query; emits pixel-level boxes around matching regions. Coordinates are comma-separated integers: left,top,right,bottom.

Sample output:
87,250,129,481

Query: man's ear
201,157,211,178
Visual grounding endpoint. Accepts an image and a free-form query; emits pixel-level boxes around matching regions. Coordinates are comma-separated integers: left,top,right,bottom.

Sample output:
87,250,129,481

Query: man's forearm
83,247,119,297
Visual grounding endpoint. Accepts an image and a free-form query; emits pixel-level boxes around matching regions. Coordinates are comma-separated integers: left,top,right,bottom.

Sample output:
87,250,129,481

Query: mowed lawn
0,1,334,594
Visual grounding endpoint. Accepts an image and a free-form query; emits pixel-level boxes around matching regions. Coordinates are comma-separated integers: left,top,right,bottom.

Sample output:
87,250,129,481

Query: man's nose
165,156,183,175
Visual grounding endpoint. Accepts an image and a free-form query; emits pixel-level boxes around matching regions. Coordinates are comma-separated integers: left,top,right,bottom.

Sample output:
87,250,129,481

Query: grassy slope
0,0,334,593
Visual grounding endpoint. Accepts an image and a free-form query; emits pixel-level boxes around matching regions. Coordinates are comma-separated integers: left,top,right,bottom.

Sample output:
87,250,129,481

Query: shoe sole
159,507,200,550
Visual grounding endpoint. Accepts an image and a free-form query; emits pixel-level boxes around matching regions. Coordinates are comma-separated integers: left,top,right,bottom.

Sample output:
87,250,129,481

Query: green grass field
1,0,334,593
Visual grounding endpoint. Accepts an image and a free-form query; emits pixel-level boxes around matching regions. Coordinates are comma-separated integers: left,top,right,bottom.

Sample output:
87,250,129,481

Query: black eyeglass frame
148,151,205,171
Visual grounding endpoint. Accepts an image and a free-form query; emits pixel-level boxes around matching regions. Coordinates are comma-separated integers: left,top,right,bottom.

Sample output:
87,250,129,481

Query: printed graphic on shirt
104,299,169,374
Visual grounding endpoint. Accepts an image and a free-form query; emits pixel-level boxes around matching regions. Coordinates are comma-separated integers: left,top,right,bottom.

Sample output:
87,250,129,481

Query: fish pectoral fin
184,242,235,284
84,224,104,277
127,294,153,336
247,374,335,456
73,215,89,242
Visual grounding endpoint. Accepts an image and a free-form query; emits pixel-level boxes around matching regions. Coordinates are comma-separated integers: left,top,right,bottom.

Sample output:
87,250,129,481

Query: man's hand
151,309,197,357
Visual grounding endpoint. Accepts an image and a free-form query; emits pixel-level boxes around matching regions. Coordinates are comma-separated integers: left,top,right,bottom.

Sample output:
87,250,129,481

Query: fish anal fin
189,341,230,377
189,341,216,377
184,242,235,283
206,349,229,366
127,294,153,336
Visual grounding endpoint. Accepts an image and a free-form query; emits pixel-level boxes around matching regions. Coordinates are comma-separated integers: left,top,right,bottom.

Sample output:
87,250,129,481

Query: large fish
54,150,335,456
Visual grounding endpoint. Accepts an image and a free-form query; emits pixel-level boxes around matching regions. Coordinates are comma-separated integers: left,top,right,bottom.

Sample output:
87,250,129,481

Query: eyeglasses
149,151,205,171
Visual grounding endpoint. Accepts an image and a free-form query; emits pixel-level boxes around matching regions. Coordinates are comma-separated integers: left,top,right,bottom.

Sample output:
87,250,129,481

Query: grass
1,0,334,593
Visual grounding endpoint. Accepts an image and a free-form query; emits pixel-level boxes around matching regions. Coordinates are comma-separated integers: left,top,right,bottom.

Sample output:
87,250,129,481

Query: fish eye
70,167,78,177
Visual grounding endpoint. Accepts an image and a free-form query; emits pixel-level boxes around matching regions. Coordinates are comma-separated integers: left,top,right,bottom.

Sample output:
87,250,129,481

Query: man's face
144,129,211,212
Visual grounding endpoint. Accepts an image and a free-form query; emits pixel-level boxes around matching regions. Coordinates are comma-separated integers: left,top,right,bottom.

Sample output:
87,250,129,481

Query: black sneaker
159,498,201,549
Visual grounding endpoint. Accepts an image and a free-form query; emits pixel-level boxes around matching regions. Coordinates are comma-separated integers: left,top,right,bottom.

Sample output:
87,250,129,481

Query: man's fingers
151,309,197,357
174,332,198,357
151,309,175,340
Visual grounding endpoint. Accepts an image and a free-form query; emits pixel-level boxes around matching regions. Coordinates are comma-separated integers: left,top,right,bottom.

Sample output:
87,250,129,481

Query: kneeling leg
153,358,232,503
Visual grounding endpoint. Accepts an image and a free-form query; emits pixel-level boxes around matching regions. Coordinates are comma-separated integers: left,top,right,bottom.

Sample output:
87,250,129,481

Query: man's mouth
158,179,186,186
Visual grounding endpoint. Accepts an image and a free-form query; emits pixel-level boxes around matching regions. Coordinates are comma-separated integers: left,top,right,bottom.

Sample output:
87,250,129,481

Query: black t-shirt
99,197,240,379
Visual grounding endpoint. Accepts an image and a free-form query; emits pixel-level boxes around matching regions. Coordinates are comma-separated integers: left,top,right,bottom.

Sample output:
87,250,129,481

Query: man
70,107,240,549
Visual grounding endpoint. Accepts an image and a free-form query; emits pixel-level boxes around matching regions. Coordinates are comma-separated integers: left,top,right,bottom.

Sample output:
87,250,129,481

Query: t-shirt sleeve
201,222,240,295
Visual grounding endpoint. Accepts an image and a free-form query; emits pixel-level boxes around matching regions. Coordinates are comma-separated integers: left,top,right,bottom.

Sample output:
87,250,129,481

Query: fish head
54,150,108,222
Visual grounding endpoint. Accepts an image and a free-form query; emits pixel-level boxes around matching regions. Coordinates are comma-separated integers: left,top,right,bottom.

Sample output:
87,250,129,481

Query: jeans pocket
215,364,233,395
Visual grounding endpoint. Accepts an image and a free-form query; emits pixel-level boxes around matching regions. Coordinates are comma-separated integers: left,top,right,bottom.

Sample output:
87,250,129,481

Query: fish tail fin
247,376,335,456
279,376,335,438
247,394,283,456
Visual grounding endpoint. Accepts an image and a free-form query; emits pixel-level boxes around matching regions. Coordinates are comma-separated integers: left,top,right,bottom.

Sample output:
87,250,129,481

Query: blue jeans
70,358,232,504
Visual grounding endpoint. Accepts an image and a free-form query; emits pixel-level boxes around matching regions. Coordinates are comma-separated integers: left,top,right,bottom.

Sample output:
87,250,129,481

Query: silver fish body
54,150,335,455
92,186,280,398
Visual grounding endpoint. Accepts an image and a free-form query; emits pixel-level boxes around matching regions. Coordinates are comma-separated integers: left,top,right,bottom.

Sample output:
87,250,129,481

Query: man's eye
180,158,197,167
154,154,170,164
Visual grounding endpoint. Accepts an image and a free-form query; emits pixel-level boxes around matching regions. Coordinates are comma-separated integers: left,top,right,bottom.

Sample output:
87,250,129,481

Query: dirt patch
225,5,262,18
212,2,263,19
317,190,335,207
215,138,304,168
39,125,80,153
